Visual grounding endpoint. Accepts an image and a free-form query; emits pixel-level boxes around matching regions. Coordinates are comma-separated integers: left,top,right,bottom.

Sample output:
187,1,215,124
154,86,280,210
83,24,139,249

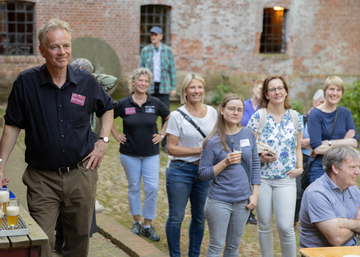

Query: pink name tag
70,93,86,106
125,107,136,115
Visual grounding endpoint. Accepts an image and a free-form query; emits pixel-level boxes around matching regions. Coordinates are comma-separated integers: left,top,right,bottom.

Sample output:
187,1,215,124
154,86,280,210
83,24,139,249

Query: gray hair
38,18,72,47
70,58,94,73
313,89,325,101
128,68,153,93
323,145,360,175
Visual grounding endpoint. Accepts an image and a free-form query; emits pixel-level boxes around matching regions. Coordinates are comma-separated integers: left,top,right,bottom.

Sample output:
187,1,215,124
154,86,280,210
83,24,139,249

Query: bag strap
329,107,339,140
176,109,206,138
289,109,300,132
256,108,267,141
225,135,251,183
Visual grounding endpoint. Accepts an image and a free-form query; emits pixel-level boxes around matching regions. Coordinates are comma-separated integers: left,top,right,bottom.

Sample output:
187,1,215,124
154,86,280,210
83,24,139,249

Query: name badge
70,93,86,106
240,139,250,147
125,107,136,115
145,106,155,113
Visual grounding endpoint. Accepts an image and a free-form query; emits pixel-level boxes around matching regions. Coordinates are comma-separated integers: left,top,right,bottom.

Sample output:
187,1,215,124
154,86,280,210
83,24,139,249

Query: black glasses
267,86,285,93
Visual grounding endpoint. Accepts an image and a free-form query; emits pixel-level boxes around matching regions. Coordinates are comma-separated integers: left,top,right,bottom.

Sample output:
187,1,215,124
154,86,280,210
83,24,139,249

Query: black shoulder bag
226,135,251,184
301,108,338,190
176,109,206,138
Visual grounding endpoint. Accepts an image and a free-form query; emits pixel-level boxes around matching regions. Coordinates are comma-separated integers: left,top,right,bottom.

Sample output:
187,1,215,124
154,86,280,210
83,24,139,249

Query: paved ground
3,127,166,256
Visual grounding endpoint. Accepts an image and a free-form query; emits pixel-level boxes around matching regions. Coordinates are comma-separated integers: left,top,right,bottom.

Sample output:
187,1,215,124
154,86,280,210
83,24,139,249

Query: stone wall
0,0,359,103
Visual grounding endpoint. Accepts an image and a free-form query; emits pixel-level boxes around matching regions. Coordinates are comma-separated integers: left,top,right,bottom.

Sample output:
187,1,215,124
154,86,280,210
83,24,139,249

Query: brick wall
0,0,359,101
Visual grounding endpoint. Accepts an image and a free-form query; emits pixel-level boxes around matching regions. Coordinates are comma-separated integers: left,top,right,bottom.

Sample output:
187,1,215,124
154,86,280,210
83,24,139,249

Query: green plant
339,80,360,134
212,84,230,105
290,99,304,114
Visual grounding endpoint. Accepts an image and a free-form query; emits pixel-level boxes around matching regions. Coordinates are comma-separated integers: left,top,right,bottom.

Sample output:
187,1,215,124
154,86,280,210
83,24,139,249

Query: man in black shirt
0,18,113,257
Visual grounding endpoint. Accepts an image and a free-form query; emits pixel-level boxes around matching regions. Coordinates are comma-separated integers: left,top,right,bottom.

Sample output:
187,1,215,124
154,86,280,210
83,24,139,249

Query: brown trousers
22,160,97,257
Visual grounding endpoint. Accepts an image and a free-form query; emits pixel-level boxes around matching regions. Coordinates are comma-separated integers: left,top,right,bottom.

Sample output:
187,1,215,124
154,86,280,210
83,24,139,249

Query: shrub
290,99,304,114
339,80,360,134
212,84,230,105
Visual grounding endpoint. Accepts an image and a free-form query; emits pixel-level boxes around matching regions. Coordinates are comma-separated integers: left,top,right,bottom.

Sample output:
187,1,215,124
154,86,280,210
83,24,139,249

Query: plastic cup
233,145,242,163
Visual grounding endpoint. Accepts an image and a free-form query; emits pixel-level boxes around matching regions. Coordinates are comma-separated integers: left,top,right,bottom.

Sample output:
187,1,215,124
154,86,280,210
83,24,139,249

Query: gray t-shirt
198,127,261,203
300,173,360,248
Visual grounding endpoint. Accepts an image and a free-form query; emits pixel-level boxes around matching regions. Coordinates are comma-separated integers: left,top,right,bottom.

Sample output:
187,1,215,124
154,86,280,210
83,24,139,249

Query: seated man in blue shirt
300,145,360,248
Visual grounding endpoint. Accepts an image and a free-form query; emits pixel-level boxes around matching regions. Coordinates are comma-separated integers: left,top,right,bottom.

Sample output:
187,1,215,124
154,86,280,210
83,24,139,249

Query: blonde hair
38,18,72,47
323,76,344,94
128,68,153,93
180,73,205,104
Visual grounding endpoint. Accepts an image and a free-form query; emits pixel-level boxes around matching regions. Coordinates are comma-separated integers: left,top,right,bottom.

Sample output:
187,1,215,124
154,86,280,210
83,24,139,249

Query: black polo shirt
114,94,169,157
5,64,114,169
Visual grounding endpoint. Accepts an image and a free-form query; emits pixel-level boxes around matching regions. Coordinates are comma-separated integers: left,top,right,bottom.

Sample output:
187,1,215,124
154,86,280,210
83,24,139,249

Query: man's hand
170,90,177,98
83,140,109,170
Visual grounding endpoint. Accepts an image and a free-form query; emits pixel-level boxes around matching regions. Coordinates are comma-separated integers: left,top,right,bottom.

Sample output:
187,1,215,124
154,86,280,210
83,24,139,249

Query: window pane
17,13,25,23
155,16,160,24
26,13,33,22
147,6,153,14
26,3,34,11
8,3,15,11
147,16,153,23
16,2,24,10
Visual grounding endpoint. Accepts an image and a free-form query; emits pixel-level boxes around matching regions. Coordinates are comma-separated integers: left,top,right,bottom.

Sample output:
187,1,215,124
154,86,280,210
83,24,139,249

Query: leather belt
42,161,84,176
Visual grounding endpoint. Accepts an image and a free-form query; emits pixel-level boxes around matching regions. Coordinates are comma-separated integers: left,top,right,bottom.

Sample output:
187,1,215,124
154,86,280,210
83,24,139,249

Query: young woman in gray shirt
199,94,261,257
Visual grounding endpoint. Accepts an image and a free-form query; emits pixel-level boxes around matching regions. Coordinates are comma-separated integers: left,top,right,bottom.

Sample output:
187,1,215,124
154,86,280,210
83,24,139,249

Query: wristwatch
0,159,2,164
159,134,165,139
328,140,332,146
99,137,109,143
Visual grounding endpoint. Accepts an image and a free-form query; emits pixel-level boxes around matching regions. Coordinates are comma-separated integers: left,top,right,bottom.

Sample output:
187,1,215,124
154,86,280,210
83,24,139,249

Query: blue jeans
166,160,211,257
309,159,324,184
120,154,159,220
204,198,249,257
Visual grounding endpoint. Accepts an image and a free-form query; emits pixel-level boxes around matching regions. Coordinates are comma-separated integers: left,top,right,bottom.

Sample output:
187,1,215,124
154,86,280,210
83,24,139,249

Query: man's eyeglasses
268,86,285,93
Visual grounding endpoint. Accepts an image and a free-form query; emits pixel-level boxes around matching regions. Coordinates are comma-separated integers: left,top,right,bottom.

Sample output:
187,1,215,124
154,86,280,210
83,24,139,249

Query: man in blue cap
139,26,177,152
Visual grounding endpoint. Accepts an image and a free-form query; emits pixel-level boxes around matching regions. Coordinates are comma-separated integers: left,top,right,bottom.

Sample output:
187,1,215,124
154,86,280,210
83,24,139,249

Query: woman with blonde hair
199,94,260,256
165,73,217,257
247,76,303,256
307,76,358,183
111,67,170,241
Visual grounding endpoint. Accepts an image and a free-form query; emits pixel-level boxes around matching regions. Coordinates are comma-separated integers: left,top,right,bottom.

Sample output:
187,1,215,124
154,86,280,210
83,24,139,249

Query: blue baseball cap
150,26,163,34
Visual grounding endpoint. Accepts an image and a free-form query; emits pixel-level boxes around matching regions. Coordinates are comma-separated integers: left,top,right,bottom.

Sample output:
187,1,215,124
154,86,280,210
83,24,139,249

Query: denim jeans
204,198,249,257
309,159,324,184
120,154,159,220
166,160,211,257
256,177,296,257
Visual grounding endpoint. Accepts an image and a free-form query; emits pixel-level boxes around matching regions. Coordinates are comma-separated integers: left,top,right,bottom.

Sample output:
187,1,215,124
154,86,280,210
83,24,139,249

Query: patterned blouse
247,109,303,179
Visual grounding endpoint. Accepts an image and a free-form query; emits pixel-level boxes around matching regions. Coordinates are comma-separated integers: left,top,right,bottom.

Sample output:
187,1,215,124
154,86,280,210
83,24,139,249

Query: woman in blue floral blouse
247,76,303,257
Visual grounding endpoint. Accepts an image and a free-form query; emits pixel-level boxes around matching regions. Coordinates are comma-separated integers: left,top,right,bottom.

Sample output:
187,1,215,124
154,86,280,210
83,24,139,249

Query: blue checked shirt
139,43,177,95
